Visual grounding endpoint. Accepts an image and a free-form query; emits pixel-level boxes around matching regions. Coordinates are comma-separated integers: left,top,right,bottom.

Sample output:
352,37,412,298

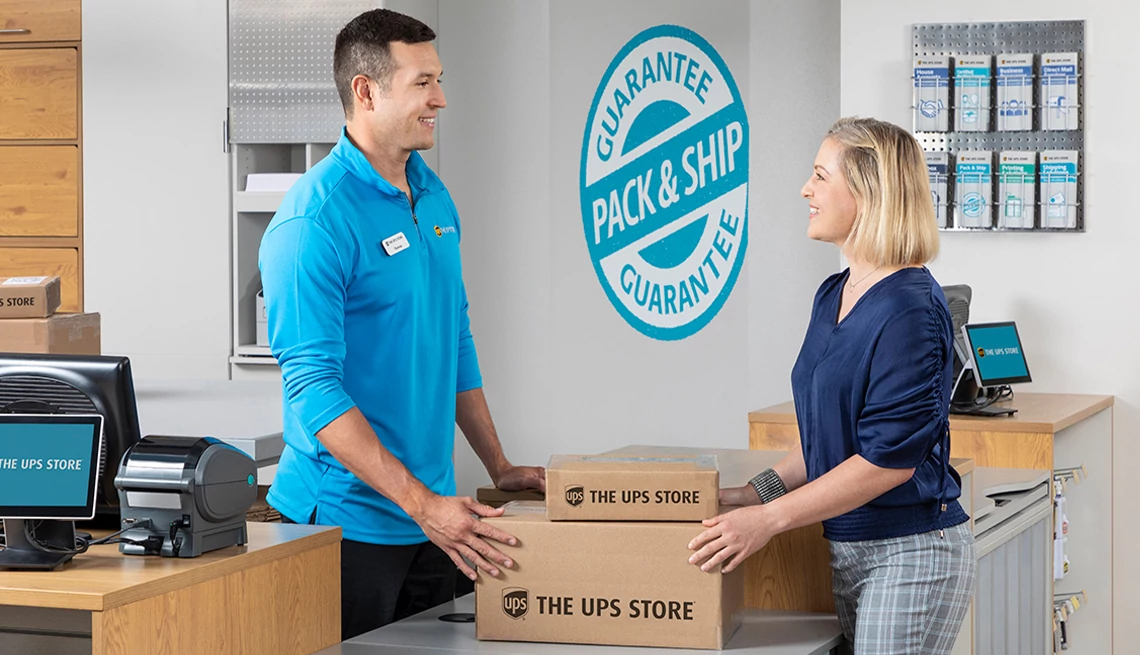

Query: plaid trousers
830,521,976,655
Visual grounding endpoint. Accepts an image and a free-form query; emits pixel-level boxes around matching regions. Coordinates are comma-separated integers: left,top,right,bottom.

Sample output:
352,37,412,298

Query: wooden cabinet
0,2,82,310
0,146,78,236
0,0,81,43
0,48,78,139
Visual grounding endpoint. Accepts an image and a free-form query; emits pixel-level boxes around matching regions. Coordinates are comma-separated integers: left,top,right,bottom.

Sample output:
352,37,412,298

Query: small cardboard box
476,501,743,650
0,312,100,355
476,485,545,508
545,454,719,521
0,276,61,318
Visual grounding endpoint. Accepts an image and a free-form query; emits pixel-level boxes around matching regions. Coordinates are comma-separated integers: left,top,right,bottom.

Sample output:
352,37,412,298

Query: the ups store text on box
545,454,719,521
476,502,742,649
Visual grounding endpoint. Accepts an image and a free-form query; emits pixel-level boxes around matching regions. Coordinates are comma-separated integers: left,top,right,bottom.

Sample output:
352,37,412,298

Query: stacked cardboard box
475,454,743,650
0,276,100,355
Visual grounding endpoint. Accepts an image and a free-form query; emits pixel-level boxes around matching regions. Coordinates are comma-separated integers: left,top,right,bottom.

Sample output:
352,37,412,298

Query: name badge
381,232,410,256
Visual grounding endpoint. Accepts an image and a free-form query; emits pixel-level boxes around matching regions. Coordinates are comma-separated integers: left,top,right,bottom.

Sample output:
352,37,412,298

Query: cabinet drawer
0,247,78,311
0,48,77,140
0,146,78,236
0,0,80,43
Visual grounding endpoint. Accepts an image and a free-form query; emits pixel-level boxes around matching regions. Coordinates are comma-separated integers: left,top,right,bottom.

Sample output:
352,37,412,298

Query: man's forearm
456,387,510,482
316,407,433,516
767,455,914,533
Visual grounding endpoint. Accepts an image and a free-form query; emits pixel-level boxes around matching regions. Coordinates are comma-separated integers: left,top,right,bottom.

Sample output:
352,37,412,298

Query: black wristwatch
749,468,787,504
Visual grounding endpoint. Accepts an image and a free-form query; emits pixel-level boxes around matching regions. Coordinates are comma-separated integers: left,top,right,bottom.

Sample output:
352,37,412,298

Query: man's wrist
402,484,435,520
489,458,513,486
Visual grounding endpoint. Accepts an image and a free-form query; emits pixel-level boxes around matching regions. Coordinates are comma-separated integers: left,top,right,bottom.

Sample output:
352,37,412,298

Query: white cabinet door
83,0,231,379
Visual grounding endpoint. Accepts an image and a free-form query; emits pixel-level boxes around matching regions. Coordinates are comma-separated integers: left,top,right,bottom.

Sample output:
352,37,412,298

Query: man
259,8,545,640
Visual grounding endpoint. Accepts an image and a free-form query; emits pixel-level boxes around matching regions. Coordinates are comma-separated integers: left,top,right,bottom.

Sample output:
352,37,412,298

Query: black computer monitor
0,354,141,525
0,413,104,569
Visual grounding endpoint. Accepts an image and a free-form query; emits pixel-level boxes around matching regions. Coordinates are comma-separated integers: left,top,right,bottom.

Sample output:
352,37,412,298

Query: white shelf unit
230,143,334,381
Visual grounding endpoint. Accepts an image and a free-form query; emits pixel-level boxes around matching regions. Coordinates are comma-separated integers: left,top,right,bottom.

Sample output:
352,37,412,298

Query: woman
688,117,976,654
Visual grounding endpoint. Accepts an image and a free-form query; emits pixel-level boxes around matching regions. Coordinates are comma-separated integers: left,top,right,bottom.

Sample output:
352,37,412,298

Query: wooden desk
749,392,1115,655
0,521,341,655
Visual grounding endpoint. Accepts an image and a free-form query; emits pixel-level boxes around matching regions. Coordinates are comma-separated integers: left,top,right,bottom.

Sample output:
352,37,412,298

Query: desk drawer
0,247,79,311
0,0,81,43
0,48,78,140
0,146,78,236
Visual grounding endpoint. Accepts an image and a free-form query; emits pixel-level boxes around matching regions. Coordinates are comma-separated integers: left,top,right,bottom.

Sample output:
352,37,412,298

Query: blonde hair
825,117,939,266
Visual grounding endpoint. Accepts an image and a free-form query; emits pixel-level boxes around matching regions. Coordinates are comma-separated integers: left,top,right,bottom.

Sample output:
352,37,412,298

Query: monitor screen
0,414,103,520
963,321,1032,387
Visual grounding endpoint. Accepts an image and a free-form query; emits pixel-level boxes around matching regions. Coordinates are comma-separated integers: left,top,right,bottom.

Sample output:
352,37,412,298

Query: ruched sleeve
856,305,948,469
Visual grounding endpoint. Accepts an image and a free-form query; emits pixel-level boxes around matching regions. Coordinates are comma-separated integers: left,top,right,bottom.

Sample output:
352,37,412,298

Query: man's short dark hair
334,9,436,116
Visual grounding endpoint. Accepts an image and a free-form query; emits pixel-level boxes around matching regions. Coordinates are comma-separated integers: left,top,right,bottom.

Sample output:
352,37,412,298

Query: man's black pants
282,516,456,640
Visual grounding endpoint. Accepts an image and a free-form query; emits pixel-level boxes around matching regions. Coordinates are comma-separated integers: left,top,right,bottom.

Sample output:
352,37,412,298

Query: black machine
114,436,256,558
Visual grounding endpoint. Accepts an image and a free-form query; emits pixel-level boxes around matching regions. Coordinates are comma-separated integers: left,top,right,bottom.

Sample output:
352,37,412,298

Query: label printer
113,436,257,557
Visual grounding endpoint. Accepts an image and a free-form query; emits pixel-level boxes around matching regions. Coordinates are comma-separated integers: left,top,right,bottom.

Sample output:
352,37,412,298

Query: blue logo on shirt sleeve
580,25,749,341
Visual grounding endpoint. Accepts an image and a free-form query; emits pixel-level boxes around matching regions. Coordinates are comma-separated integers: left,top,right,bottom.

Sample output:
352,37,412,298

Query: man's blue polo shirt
260,129,482,545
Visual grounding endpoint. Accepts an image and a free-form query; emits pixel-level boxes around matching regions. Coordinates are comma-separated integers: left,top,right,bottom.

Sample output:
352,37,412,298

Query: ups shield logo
565,485,585,507
503,587,529,619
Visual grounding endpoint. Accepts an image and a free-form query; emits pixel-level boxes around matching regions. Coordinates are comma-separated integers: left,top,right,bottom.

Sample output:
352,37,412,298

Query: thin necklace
846,265,882,292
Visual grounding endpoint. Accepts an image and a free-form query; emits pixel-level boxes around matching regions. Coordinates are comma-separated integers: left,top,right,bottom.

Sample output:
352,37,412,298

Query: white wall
438,0,839,494
841,1,1139,649
83,0,232,380
748,0,842,408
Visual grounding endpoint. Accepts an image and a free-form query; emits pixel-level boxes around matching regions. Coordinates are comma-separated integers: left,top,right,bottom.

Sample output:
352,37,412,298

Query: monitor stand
950,372,1018,417
956,405,1018,417
0,518,77,570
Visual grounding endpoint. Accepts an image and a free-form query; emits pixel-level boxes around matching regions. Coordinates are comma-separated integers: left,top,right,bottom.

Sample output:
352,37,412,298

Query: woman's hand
719,484,760,507
687,505,781,573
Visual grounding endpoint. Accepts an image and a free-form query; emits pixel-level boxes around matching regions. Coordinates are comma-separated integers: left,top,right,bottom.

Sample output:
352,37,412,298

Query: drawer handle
0,29,32,35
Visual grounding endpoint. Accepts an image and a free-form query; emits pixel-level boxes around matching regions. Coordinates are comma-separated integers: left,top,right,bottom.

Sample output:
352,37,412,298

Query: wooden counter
749,393,1113,470
0,521,341,655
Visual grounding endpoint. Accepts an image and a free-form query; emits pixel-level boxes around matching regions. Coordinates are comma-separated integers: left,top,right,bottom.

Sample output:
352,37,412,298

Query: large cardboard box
0,276,61,318
545,454,719,521
476,501,743,649
0,312,100,355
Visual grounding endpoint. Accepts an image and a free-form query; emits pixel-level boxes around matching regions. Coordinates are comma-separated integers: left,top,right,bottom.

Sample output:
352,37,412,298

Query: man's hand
687,505,780,574
719,484,761,507
411,493,519,582
494,465,546,492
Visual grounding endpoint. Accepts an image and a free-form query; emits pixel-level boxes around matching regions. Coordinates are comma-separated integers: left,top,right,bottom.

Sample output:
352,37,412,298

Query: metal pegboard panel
913,21,1084,58
916,132,1083,152
912,20,1086,232
229,0,380,143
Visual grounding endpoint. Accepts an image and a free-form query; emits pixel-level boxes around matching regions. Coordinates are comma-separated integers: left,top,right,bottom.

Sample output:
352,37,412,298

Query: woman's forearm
772,446,808,492
767,455,914,533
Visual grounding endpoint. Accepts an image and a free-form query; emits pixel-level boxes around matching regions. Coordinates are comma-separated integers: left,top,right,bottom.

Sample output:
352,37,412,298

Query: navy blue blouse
791,267,969,542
